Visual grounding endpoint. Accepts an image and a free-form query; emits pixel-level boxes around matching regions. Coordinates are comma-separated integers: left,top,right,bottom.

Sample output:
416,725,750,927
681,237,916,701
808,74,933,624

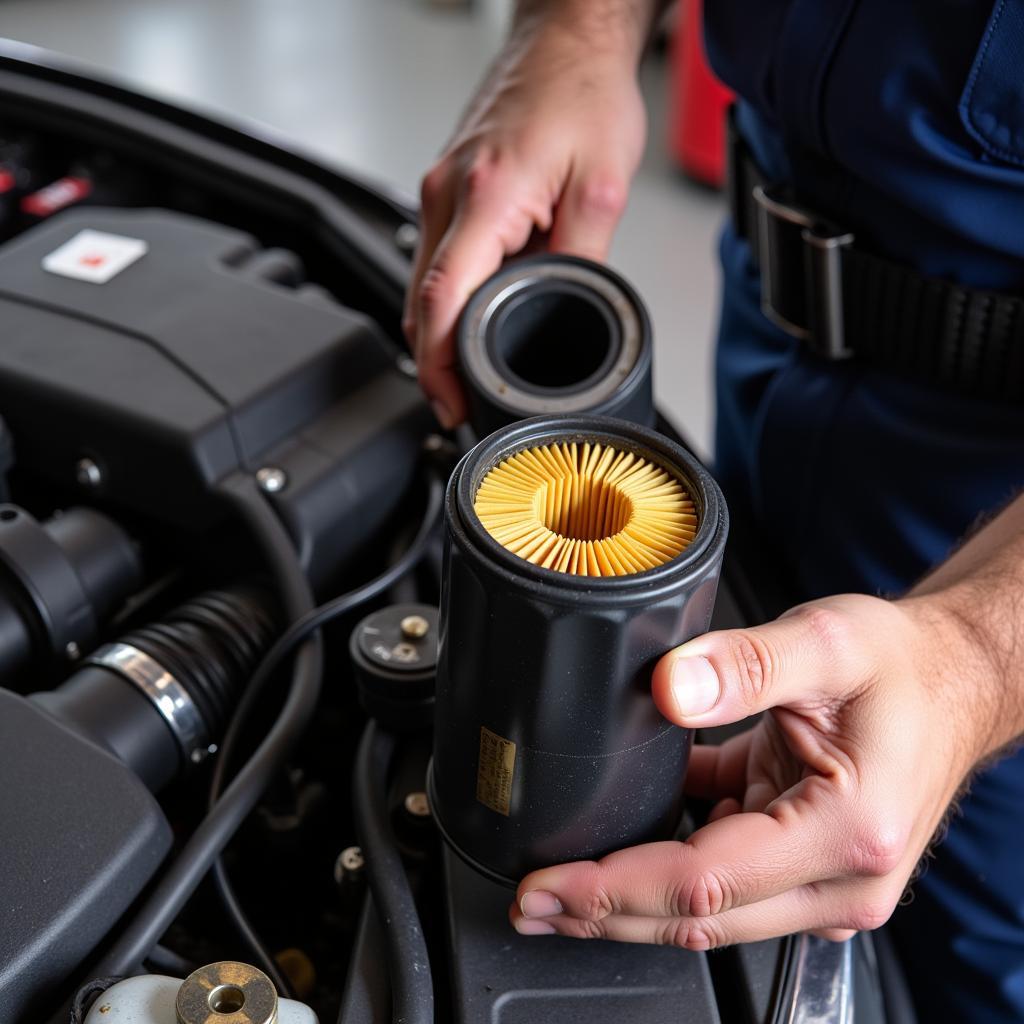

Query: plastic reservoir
84,972,318,1024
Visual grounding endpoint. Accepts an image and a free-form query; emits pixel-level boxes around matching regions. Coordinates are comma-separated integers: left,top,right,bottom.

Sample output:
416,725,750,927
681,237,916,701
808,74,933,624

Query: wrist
511,1,655,66
899,589,1016,768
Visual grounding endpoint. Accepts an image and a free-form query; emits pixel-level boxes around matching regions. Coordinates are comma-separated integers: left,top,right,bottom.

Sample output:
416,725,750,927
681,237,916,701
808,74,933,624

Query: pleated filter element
473,441,698,577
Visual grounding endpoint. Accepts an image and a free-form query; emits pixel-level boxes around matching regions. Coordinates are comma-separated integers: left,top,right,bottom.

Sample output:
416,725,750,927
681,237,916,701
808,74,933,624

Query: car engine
0,41,913,1024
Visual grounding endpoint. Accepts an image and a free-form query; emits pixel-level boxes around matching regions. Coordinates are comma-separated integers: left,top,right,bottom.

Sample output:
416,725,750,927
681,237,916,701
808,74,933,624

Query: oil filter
457,256,654,436
429,415,727,886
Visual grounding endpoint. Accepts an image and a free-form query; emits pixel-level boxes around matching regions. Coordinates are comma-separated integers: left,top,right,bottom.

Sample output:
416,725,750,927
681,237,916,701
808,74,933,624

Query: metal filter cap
176,961,279,1024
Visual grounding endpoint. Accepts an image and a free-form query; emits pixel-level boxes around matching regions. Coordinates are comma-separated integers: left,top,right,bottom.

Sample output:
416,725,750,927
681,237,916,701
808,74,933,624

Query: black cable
94,473,323,978
144,943,197,977
210,859,292,993
205,471,443,993
209,471,444,805
387,519,420,606
351,722,434,1024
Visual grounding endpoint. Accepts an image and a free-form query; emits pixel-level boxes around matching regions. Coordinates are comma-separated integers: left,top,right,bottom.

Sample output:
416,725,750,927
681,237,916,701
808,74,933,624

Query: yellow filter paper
473,441,697,577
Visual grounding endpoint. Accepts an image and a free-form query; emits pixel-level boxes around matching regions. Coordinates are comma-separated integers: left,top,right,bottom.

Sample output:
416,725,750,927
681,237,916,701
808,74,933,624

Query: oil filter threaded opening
458,256,654,432
473,440,697,576
491,287,619,391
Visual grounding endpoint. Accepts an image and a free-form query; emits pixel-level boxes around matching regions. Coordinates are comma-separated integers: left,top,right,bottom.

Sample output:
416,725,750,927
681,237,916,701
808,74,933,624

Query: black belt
727,113,1024,402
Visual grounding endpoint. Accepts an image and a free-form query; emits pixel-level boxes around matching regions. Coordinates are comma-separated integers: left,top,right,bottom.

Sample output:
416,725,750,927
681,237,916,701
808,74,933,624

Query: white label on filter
42,229,148,284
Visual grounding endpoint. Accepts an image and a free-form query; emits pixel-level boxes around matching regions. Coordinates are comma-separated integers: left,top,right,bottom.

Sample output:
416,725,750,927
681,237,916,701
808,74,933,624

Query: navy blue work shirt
707,0,1024,288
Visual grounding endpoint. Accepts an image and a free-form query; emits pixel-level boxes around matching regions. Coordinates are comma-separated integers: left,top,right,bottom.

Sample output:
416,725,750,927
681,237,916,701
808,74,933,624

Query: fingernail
515,919,557,936
520,890,563,918
669,656,721,718
431,400,454,429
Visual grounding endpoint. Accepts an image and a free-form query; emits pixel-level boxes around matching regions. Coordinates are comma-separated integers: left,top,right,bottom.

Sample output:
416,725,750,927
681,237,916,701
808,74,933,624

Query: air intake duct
3,587,277,1018
429,415,728,886
32,586,276,792
0,504,143,687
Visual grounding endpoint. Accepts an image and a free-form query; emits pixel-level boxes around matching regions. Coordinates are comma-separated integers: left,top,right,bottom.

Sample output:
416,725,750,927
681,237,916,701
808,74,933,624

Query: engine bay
0,42,908,1024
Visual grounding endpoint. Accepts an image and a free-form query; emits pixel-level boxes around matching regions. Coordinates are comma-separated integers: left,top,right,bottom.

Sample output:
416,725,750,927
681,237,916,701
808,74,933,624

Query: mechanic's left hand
509,592,1000,946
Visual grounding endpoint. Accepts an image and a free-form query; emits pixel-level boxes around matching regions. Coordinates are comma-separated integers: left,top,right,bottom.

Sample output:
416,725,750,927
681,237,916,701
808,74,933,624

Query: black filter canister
429,415,728,886
457,256,654,436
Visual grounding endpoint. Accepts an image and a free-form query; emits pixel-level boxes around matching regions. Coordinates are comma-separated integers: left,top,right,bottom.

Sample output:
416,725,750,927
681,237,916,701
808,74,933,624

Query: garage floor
0,0,723,454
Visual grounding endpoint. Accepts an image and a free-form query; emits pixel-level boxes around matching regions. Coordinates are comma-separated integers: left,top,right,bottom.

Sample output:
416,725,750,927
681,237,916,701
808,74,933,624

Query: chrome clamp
86,642,207,763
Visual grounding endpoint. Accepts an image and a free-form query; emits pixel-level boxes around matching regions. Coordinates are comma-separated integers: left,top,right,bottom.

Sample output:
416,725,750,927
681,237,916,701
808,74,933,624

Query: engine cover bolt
394,222,420,254
404,791,430,818
75,457,103,489
399,614,430,640
334,845,365,885
256,466,287,494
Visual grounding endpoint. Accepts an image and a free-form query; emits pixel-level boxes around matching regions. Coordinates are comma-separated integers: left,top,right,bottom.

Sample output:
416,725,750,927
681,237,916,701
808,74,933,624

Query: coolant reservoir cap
176,961,278,1024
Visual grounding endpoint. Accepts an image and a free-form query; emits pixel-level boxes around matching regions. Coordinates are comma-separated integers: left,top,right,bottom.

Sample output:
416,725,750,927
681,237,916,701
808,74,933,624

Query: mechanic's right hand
509,593,988,946
404,20,647,428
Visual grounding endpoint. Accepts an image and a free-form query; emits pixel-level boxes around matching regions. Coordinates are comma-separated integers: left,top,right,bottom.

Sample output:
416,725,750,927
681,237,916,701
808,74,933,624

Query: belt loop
804,227,855,359
725,105,748,241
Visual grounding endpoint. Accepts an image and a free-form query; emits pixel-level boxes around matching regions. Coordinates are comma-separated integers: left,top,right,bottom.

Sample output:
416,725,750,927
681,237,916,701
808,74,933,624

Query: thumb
652,602,869,728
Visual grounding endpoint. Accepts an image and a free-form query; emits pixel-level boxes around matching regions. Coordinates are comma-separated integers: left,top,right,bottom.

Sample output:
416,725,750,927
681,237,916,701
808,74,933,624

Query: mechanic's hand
509,593,996,946
404,21,646,428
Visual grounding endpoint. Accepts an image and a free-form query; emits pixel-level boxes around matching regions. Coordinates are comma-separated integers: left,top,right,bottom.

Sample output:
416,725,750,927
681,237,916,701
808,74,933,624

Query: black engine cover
0,206,431,586
0,689,172,1022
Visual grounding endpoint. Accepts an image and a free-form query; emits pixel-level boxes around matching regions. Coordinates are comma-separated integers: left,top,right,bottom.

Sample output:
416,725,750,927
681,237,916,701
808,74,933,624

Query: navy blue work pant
714,226,1024,1023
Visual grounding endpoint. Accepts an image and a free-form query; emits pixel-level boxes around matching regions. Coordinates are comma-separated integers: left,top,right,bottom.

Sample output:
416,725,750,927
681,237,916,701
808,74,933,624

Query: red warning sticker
42,229,148,284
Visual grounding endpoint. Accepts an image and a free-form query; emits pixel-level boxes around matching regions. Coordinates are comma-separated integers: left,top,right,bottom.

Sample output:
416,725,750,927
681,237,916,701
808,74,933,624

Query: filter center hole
495,290,614,389
208,985,246,1014
538,479,634,541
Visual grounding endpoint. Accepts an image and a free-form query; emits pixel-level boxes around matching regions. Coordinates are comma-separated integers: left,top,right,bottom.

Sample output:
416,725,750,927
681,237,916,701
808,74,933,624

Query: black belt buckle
752,184,855,360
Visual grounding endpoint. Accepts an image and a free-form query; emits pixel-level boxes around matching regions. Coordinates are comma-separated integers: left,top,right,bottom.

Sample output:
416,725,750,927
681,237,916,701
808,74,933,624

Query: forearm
511,0,670,62
905,492,1024,760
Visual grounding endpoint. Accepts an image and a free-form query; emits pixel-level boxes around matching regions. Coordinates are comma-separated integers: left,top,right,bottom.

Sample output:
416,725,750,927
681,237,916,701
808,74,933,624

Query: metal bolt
404,792,431,818
255,466,287,494
64,641,81,661
400,614,430,640
334,845,365,885
391,642,419,663
75,457,103,489
176,961,277,1024
396,355,418,379
189,743,218,765
394,222,420,254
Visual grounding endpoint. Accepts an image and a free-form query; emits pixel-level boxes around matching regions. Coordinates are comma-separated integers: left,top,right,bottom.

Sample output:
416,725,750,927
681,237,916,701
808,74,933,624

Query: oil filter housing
457,256,654,435
429,415,728,886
